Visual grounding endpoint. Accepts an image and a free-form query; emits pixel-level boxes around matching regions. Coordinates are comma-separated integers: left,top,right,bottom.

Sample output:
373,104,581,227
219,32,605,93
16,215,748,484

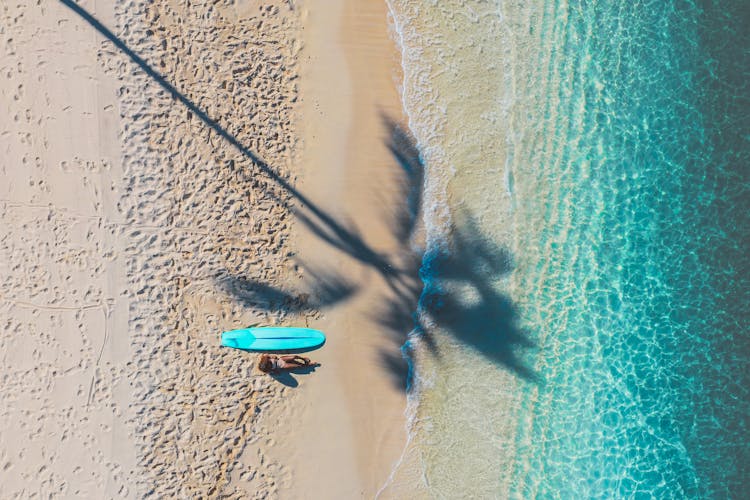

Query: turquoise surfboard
221,327,326,352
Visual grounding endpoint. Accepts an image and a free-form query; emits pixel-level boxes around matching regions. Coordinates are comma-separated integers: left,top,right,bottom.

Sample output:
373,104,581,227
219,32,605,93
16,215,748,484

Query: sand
1,0,410,497
1,0,134,497
278,0,415,497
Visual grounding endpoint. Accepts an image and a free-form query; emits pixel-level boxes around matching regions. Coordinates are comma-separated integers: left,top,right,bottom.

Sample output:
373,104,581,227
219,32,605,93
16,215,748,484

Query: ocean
382,0,750,497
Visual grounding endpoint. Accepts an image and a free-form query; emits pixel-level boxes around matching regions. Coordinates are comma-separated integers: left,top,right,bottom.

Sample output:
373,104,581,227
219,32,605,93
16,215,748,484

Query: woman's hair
257,354,272,373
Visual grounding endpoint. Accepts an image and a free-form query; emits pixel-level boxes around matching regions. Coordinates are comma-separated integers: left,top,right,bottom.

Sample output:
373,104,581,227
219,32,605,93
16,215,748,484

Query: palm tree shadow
60,0,538,388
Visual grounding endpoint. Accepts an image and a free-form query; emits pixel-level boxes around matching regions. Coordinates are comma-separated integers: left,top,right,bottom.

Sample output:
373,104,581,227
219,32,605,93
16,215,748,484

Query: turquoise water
384,0,749,497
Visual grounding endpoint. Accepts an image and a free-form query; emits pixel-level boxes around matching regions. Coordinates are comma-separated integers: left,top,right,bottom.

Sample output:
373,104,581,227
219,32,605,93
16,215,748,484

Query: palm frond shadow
217,268,357,313
381,113,424,244
421,215,539,383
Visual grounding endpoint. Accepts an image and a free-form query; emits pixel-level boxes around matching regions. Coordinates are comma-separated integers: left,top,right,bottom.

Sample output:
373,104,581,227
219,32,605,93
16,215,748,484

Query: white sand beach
1,0,410,497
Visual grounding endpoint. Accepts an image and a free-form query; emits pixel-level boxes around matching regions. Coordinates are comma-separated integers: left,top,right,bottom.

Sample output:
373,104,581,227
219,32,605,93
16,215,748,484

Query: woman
257,353,319,374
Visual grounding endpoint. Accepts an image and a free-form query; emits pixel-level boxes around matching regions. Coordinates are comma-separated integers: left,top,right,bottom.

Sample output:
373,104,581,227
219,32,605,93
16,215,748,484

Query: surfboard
221,327,326,352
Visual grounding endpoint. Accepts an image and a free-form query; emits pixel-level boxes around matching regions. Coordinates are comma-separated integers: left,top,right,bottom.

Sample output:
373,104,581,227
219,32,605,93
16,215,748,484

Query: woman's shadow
269,364,321,388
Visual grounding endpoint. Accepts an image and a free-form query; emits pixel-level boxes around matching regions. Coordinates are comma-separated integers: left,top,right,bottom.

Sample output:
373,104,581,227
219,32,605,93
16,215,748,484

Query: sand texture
1,0,134,497
113,0,310,497
2,0,313,497
2,0,410,497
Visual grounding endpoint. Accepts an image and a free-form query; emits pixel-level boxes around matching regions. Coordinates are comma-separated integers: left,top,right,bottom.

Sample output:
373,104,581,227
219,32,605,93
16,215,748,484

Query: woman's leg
278,355,317,369
281,355,311,365
281,359,307,369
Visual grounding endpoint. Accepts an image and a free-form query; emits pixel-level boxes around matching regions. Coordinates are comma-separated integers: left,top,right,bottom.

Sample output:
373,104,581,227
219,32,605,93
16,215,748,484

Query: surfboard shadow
229,343,326,355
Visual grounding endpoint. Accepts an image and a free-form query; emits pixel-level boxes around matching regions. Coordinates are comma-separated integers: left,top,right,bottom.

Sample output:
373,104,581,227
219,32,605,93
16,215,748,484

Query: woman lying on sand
257,353,320,373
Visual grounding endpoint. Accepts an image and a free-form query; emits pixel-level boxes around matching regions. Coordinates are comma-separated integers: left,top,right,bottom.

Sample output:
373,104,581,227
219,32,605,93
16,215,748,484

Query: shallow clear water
384,0,750,497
